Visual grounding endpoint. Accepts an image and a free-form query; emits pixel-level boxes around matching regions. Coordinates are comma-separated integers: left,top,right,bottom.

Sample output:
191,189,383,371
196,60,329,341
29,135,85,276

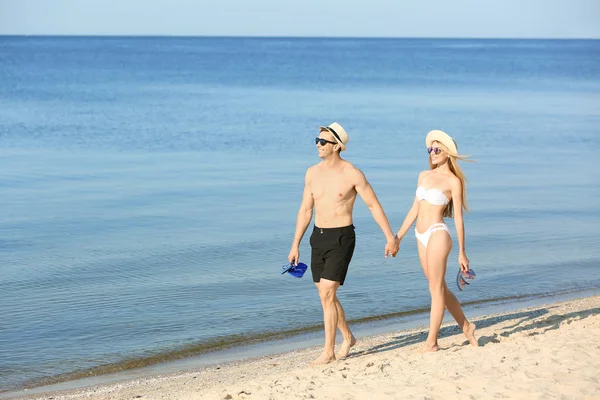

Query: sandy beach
10,294,600,400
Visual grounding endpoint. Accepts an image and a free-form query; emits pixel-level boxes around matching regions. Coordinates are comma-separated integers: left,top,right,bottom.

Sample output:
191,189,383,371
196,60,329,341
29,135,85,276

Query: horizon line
1,34,599,40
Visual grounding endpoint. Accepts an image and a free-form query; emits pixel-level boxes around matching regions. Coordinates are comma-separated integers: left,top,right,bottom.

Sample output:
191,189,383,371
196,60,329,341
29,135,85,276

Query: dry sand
11,295,600,400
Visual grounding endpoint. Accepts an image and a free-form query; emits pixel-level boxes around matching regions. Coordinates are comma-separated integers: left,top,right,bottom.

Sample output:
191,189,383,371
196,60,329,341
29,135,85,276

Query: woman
395,129,478,352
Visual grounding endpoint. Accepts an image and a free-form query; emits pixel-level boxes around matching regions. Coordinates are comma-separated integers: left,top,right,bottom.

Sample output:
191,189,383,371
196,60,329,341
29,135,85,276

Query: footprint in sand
379,363,391,372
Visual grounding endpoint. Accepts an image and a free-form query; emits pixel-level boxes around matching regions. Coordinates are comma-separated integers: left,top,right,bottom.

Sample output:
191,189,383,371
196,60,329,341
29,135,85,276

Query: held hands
385,236,400,258
458,252,469,272
288,246,300,266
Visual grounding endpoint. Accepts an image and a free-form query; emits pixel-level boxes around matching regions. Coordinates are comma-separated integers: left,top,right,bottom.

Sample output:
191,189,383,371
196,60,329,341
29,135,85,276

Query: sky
0,0,599,38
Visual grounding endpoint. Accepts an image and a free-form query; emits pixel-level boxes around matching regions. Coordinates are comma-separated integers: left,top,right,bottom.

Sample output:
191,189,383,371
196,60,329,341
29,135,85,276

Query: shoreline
3,286,599,396
5,292,600,399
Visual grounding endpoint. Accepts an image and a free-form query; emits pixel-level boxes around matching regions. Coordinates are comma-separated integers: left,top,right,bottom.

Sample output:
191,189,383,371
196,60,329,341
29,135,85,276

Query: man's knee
317,279,339,302
319,288,336,302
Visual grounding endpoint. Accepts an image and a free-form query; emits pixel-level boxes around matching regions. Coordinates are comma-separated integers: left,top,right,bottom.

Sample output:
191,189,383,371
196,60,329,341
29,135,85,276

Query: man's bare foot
309,353,336,366
418,342,439,353
464,322,479,347
336,335,356,359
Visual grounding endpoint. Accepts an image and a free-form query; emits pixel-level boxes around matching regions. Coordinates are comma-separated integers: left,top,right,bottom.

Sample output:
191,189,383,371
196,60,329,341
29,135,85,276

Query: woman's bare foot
309,352,336,366
336,335,356,359
464,322,479,347
418,342,439,353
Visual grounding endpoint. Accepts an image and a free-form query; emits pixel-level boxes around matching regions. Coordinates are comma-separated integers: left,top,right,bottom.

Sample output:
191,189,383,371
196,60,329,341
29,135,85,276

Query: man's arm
288,169,314,265
352,168,398,257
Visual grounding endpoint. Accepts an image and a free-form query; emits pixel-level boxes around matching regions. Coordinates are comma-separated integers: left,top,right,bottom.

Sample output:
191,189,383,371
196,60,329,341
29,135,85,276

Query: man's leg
311,278,340,365
333,227,356,359
334,295,356,359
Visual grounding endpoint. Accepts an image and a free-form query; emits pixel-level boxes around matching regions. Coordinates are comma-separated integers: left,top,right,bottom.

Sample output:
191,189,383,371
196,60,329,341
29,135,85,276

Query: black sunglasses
315,137,337,146
427,147,443,155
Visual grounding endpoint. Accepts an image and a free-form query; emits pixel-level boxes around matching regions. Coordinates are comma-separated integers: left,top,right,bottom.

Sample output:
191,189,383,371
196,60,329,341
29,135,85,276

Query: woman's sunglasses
427,147,443,155
315,137,337,146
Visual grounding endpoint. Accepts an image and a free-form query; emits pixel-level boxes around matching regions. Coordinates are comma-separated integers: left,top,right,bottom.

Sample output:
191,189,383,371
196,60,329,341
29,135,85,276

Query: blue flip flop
281,262,308,278
457,268,476,291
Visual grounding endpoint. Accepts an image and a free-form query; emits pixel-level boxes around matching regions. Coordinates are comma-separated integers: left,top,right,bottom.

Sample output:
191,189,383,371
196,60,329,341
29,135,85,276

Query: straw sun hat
425,129,458,155
319,122,349,151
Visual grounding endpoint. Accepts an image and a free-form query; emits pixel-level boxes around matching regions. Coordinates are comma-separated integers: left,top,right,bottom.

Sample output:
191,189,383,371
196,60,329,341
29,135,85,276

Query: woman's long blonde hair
429,140,473,218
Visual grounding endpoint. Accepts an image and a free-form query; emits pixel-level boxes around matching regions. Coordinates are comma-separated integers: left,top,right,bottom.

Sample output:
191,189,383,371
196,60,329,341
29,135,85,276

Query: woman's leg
443,283,478,346
416,239,429,279
420,230,452,352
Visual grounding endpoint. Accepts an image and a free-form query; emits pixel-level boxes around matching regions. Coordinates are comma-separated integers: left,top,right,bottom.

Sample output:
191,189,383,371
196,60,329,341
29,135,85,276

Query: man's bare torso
308,160,357,228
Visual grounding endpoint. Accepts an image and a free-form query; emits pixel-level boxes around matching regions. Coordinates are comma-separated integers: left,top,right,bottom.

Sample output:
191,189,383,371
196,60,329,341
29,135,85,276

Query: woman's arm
395,172,424,241
395,196,419,240
451,177,470,272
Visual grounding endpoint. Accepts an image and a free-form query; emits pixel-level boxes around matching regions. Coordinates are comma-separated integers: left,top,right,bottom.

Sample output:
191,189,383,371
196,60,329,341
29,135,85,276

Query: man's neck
322,154,343,168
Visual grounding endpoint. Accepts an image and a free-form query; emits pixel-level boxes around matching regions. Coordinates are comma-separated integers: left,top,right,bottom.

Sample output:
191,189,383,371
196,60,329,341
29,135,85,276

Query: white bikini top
416,186,450,206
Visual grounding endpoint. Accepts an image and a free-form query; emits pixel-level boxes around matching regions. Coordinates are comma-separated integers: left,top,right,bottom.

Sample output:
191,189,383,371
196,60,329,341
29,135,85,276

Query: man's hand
384,237,399,258
288,246,300,266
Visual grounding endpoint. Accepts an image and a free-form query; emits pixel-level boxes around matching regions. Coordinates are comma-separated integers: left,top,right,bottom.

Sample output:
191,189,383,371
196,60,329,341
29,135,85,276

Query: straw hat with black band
319,122,349,152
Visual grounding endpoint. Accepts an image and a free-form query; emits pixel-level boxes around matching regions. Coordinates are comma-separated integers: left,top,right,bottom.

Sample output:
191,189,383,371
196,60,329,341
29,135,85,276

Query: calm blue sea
1,36,599,392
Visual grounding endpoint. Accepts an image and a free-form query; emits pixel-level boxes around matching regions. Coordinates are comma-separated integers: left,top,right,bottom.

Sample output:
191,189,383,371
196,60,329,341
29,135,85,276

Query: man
288,122,399,365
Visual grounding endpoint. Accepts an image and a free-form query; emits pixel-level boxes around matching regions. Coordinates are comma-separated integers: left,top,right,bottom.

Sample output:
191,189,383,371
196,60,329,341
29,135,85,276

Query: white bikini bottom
415,223,450,248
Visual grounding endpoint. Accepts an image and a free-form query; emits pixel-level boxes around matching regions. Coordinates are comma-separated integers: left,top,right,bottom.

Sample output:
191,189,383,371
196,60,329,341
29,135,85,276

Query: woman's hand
458,252,469,272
